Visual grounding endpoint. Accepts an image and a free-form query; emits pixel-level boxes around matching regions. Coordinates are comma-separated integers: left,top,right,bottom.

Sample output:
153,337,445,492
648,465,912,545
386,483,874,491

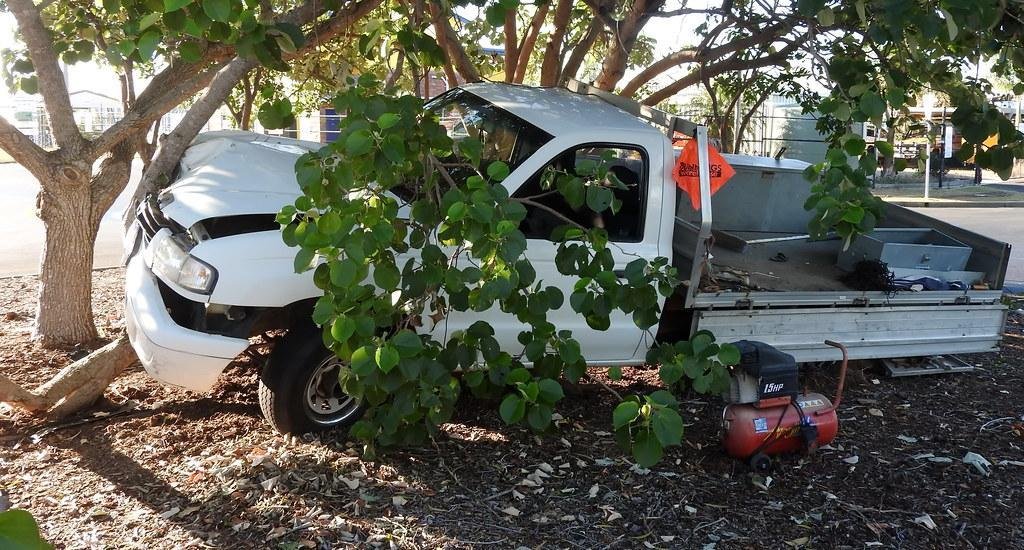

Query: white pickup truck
123,83,1010,434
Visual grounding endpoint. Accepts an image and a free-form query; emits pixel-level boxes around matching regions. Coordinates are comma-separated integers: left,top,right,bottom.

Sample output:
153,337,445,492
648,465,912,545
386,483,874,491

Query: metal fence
15,104,236,149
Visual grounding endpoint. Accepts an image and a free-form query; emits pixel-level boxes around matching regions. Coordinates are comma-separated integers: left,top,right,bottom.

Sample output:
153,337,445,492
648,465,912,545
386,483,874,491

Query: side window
512,145,646,242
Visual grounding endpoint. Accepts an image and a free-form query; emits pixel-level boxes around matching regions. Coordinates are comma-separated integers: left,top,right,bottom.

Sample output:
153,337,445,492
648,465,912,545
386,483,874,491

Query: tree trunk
592,0,662,91
34,170,101,346
539,0,572,86
503,11,519,83
513,3,549,83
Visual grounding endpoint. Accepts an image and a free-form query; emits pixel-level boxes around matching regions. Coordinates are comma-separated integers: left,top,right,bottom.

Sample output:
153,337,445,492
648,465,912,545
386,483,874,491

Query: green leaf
331,315,356,343
556,339,581,364
381,134,406,164
843,136,866,156
293,248,315,273
377,112,401,129
607,365,622,380
163,0,191,11
585,186,613,213
651,408,684,447
527,403,552,430
351,345,376,376
391,330,423,357
631,430,663,467
499,394,526,424
859,92,885,119
536,378,564,404
135,30,161,61
373,263,400,291
117,39,136,58
178,41,202,62
648,390,677,408
816,7,835,26
376,344,400,373
938,8,958,40
202,0,231,22
486,161,510,182
485,4,507,26
717,343,740,365
18,76,38,95
345,129,374,156
876,140,894,158
139,12,161,30
273,20,303,47
0,509,51,550
682,357,703,379
456,138,482,166
258,99,293,130
446,201,467,222
612,400,640,430
659,361,684,385
329,259,359,287
507,367,531,385
841,205,865,224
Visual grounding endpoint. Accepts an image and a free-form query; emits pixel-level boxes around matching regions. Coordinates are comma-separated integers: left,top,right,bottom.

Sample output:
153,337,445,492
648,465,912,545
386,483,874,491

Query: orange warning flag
672,138,736,210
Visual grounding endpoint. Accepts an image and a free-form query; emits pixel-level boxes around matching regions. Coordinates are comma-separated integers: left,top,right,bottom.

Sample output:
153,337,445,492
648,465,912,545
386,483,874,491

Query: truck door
485,143,654,363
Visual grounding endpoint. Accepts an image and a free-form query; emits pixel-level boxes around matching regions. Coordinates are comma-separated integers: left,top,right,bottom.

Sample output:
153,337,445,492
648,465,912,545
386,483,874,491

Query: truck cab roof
460,83,662,139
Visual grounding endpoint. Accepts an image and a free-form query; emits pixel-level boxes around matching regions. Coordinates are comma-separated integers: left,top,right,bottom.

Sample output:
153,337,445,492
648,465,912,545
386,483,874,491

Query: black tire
258,322,364,434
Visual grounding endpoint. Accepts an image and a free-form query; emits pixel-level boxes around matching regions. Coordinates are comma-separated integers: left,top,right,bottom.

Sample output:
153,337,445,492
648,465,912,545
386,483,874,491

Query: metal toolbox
837,228,972,272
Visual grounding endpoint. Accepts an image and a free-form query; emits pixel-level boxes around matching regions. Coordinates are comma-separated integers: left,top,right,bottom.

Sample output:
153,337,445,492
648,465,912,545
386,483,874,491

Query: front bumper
125,255,249,392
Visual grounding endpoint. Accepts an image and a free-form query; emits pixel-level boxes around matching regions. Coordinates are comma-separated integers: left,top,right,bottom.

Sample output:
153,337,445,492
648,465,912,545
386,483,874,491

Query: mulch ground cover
1,269,1022,549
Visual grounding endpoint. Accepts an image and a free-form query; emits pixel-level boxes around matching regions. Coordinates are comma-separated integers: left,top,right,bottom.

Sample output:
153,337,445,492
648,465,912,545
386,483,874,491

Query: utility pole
939,106,946,189
924,94,935,200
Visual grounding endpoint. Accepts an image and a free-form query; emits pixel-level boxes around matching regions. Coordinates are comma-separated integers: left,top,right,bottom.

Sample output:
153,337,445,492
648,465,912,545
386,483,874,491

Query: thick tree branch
428,2,482,82
0,115,50,177
620,20,795,97
620,49,698,97
642,39,803,105
560,18,602,85
6,0,85,152
89,61,229,159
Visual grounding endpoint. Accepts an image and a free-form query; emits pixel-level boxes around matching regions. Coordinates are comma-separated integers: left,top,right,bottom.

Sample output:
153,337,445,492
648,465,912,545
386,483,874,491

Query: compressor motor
721,340,849,471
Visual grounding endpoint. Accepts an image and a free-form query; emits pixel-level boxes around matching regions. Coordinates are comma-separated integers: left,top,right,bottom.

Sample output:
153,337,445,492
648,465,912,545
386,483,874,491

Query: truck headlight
148,230,217,294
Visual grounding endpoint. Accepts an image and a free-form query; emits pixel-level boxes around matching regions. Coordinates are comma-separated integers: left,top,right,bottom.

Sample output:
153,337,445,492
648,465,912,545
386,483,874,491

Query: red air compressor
721,340,849,471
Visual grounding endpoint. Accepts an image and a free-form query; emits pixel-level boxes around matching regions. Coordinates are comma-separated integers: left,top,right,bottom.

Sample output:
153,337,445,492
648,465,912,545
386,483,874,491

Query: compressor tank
722,392,839,459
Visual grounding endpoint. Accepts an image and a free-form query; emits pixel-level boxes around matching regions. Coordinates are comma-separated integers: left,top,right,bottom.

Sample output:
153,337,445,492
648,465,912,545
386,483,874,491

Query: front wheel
258,324,364,434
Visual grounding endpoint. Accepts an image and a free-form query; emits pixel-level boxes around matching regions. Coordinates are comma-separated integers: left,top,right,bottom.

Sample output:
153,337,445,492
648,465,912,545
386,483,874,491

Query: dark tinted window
428,89,552,178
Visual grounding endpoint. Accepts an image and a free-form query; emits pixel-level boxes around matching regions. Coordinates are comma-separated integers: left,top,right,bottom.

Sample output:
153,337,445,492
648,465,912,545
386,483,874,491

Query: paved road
0,162,136,277
909,207,1023,283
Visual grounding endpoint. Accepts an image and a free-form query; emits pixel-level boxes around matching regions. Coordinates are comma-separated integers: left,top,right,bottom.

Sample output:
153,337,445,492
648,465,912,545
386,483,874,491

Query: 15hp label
763,382,784,393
